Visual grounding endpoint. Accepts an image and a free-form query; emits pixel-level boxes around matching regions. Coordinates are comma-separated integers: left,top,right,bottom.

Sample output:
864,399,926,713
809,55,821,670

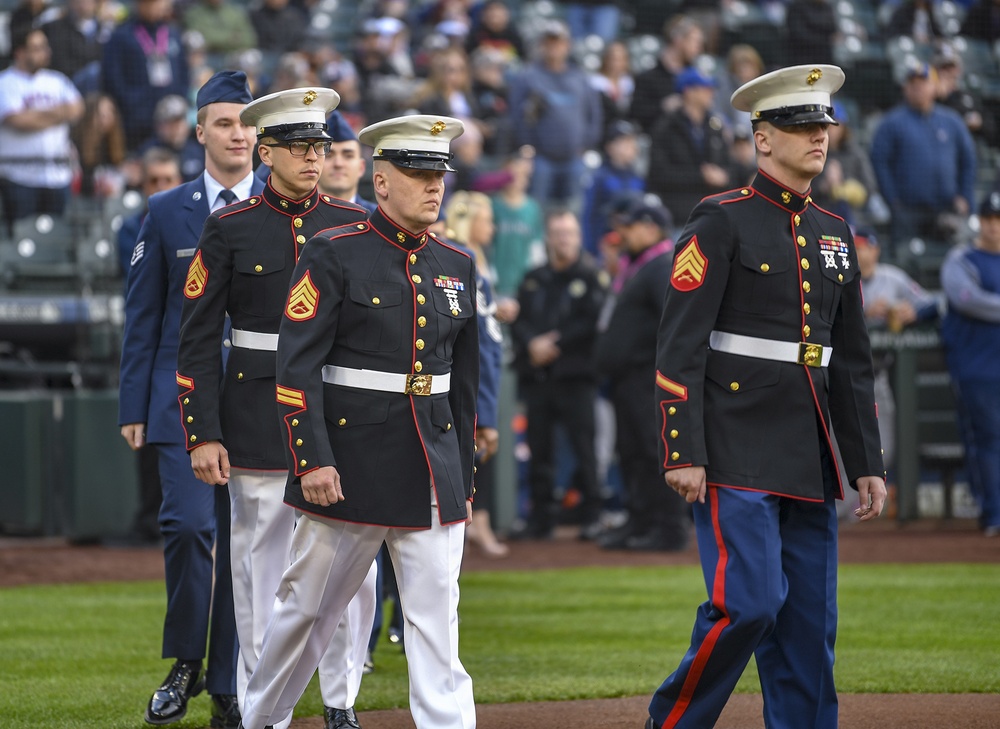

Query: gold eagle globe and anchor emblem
430,121,447,135
806,68,823,85
303,90,318,105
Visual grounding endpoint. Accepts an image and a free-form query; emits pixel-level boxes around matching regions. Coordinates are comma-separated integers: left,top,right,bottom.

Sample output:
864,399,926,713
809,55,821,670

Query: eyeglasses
266,140,333,157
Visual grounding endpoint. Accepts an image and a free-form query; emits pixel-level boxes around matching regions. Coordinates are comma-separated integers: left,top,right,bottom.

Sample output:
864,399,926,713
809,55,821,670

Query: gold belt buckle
797,342,824,367
405,374,433,396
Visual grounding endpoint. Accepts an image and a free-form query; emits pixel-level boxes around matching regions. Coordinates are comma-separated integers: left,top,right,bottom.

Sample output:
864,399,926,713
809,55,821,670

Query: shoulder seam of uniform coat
807,199,848,223
433,237,473,259
709,186,755,206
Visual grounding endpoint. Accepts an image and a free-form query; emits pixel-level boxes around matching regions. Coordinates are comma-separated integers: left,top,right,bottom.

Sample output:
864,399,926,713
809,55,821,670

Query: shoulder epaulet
317,194,366,214
428,231,473,259
316,220,371,241
711,186,755,205
217,196,262,218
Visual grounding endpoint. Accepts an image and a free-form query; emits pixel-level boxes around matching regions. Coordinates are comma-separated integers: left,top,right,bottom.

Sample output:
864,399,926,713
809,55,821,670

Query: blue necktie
218,189,237,207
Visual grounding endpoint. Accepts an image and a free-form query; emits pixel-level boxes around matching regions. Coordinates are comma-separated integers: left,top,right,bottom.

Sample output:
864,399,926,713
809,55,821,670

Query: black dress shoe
145,659,205,725
625,529,689,552
324,706,362,729
210,693,241,729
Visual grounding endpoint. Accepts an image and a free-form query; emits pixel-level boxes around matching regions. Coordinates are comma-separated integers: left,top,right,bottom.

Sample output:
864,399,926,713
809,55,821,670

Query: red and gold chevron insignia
671,236,708,292
656,372,687,398
286,271,319,321
184,251,208,299
176,373,194,389
276,384,306,408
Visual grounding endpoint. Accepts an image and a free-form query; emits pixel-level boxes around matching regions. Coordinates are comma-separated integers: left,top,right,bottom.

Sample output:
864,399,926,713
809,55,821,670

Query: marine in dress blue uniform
645,65,886,729
117,70,260,728
239,115,478,729
174,87,374,729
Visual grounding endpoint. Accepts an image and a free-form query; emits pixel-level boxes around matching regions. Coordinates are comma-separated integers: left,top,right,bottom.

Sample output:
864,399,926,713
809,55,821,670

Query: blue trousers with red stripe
649,461,840,729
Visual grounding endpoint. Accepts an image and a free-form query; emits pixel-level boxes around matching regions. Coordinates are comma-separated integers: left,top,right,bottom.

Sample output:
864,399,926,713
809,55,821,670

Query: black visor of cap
374,148,457,172
258,121,332,141
753,104,838,127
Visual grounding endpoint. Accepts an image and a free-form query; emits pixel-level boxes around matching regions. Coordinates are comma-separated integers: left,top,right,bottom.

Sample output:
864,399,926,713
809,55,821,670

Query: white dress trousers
229,469,378,728
241,488,475,729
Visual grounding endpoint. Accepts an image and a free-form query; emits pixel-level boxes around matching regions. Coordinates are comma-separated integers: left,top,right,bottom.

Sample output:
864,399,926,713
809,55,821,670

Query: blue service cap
326,111,357,143
676,66,717,93
196,70,253,110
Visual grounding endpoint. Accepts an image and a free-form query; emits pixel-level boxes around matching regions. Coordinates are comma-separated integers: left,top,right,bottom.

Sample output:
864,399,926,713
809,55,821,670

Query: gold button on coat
730,382,740,391
797,235,806,246
299,459,307,467
801,258,810,270
760,263,770,272
297,235,306,244
417,316,427,327
668,406,676,415
183,398,190,405
671,452,680,461
338,418,346,426
803,325,811,337
803,281,811,293
291,419,299,426
372,297,380,305
186,416,193,423
190,435,197,442
838,273,844,282
411,274,421,283
803,303,811,314
417,294,426,305
415,339,425,350
296,439,303,446
414,361,423,372
237,372,244,380
446,423,452,431
293,218,303,228
670,429,679,438
794,215,801,225
409,254,417,264
254,265,262,272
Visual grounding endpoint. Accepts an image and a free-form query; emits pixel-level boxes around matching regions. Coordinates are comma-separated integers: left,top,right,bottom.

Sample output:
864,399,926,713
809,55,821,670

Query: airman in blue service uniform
174,87,375,729
238,115,478,729
646,65,886,729
118,70,260,729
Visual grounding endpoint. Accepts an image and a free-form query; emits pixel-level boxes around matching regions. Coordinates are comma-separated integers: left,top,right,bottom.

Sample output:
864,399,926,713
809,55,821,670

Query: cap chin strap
257,121,329,139
753,104,838,126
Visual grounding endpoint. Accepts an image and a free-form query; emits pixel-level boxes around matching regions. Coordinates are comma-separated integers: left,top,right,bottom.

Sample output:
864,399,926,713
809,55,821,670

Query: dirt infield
2,518,998,728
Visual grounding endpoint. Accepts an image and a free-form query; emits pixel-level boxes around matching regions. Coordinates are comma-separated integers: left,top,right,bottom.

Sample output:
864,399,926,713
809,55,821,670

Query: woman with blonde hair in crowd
444,190,509,558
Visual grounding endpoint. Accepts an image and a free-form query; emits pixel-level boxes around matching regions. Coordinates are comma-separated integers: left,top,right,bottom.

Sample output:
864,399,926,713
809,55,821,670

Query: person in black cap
319,110,376,212
645,64,885,729
175,87,372,729
238,114,477,729
940,191,1000,537
593,199,690,552
118,69,260,729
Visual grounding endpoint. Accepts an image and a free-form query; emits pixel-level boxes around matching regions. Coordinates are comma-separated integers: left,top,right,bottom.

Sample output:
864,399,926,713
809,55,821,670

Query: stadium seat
0,215,79,293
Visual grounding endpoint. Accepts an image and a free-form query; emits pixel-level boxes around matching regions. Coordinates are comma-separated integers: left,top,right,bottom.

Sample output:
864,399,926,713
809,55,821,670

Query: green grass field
2,564,998,729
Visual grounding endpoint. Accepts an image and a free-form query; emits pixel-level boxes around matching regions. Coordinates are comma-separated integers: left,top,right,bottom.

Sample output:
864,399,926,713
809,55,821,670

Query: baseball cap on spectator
675,66,717,93
904,57,936,82
196,70,253,109
154,95,189,123
362,16,405,37
606,119,638,142
980,191,1000,217
853,227,880,248
624,199,673,231
540,19,570,39
932,44,960,70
